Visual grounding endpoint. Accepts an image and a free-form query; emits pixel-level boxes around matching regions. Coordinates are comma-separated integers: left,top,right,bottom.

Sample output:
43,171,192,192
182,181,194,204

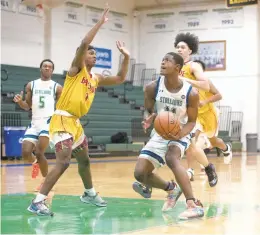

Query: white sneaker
178,199,204,220
162,184,182,212
222,143,232,164
80,192,107,207
187,168,194,181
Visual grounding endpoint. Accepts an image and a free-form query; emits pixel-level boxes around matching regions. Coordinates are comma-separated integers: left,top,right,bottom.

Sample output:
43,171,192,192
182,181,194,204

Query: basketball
154,111,181,138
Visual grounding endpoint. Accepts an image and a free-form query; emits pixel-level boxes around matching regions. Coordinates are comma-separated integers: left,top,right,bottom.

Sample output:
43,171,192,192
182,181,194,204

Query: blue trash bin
4,127,26,157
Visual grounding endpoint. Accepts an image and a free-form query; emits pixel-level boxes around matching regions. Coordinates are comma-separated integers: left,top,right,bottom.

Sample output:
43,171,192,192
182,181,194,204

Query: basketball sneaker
162,183,182,212
187,168,194,181
32,160,40,179
222,143,232,164
80,192,107,207
132,181,152,198
27,200,54,216
178,199,204,220
205,163,218,187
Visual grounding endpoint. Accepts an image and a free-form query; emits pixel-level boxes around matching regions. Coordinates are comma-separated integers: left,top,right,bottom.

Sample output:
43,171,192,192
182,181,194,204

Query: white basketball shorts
23,117,51,145
139,129,192,169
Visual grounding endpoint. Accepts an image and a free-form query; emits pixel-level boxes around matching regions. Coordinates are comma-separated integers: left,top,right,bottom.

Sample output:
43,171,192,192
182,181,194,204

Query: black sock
186,198,196,203
223,144,228,152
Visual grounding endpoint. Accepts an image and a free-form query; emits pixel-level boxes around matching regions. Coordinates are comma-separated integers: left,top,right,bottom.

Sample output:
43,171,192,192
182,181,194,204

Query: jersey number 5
39,96,45,108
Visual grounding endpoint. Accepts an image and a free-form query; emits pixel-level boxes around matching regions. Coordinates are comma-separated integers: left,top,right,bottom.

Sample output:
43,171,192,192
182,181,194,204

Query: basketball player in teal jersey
132,52,204,219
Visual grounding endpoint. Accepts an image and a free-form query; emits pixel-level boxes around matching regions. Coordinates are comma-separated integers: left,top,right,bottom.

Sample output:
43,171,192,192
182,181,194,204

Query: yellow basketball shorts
197,107,219,138
49,114,85,150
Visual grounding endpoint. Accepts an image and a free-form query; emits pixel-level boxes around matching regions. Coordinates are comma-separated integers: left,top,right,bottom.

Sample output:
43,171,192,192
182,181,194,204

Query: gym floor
1,153,260,234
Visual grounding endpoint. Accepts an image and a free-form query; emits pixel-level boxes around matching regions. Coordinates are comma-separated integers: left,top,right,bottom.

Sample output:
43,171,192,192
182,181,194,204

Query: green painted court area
1,194,229,234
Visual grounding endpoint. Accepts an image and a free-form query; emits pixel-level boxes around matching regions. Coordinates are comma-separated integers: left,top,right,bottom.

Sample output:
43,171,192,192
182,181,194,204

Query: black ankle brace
164,181,175,191
186,198,196,203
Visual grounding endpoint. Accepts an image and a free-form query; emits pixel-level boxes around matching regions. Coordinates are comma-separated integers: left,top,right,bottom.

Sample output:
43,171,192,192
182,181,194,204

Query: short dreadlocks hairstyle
174,33,199,55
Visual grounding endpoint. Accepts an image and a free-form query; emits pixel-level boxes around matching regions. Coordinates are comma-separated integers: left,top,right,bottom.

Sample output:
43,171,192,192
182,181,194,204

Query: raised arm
13,82,32,111
181,62,210,91
96,41,130,86
68,6,109,77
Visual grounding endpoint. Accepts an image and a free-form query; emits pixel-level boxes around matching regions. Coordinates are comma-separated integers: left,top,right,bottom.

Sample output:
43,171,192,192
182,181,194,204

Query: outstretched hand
100,4,109,24
116,41,130,57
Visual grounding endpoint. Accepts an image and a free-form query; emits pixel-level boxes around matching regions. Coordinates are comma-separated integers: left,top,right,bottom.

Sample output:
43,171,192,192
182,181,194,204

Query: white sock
85,188,96,196
34,193,47,203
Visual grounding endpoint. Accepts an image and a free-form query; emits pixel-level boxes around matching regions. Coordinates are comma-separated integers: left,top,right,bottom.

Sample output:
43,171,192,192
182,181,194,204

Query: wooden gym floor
1,153,260,234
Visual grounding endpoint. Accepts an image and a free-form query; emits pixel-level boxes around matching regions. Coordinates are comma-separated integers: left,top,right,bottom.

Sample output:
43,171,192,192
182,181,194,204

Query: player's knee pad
55,138,73,153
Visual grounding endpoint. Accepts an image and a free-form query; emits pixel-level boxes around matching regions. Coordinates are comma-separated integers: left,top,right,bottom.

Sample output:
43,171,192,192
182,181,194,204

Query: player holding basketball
133,52,204,219
28,5,130,216
13,59,62,190
175,33,232,177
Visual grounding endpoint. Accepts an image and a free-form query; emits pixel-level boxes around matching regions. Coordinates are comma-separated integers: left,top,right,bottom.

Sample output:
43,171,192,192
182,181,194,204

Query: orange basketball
154,111,181,138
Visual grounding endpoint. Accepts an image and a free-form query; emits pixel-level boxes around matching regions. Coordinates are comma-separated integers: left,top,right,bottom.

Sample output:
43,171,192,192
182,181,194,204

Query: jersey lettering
31,79,57,119
156,77,190,126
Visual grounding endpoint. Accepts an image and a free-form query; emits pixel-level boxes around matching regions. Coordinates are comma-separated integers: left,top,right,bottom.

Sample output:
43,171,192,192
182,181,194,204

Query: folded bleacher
1,61,243,158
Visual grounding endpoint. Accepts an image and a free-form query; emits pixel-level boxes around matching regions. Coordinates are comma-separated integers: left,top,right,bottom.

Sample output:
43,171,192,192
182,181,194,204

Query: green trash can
246,133,258,152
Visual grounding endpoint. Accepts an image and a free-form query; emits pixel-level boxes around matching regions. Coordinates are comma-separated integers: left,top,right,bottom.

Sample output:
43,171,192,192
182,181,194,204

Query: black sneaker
205,163,218,187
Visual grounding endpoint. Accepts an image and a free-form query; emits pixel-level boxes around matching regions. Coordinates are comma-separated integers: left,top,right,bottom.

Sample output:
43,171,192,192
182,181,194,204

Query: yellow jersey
180,61,213,114
56,66,98,118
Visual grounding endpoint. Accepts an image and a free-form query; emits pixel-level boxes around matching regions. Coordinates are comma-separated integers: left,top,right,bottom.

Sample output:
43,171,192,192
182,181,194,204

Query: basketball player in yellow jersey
192,60,232,164
174,33,232,186
28,5,130,216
